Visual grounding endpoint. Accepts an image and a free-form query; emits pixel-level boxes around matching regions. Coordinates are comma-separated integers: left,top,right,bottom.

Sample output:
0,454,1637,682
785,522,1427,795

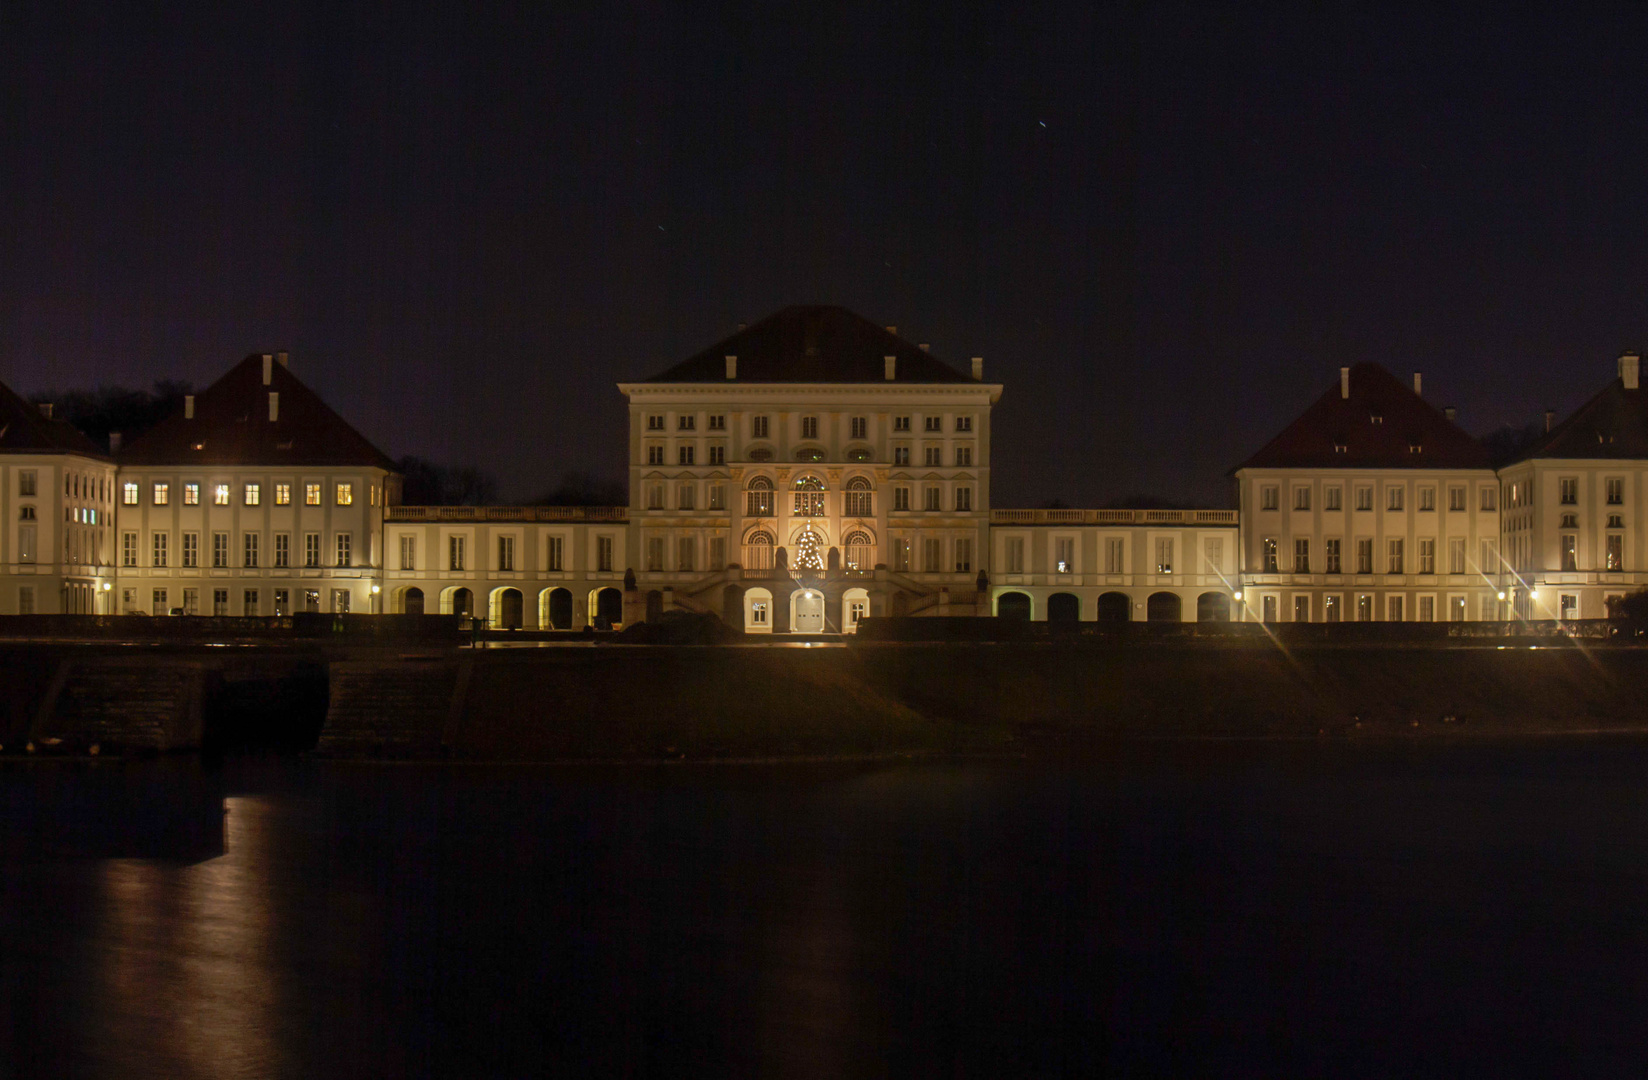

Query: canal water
3,740,1648,1077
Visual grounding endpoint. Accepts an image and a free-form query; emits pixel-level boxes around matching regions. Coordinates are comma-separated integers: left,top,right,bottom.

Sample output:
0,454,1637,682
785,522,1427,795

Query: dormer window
1409,444,1422,453
1334,443,1348,453
1370,415,1383,425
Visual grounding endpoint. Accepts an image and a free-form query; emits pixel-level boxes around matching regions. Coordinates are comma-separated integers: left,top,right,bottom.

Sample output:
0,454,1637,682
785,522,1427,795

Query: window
1294,595,1310,622
850,416,867,438
211,589,228,617
182,482,198,505
708,415,726,431
181,532,198,568
272,589,289,616
1388,538,1404,574
275,533,290,568
845,478,872,517
1388,596,1405,622
1293,538,1309,573
1419,538,1435,574
19,505,34,521
18,470,35,497
1387,486,1404,511
956,416,973,432
708,483,726,510
1262,596,1278,623
709,445,726,465
893,416,911,432
1562,534,1577,572
1481,540,1497,577
305,483,321,505
646,445,664,465
894,447,911,466
892,538,911,572
955,446,973,467
498,535,515,571
335,533,351,567
1451,595,1466,622
1608,478,1624,505
793,476,825,517
448,535,465,571
955,487,972,511
244,589,259,616
121,532,137,567
152,532,169,568
894,486,910,511
244,483,260,506
1357,538,1373,574
1449,485,1466,512
122,482,138,505
1293,487,1311,511
332,589,350,614
1481,486,1497,511
709,536,726,570
922,537,943,572
149,588,167,617
597,535,614,572
1607,534,1624,571
750,599,768,625
399,535,416,570
1560,478,1578,505
1357,595,1373,622
744,478,774,521
153,482,169,505
1106,537,1124,573
1449,538,1466,574
646,536,664,571
244,533,259,568
923,485,941,511
1560,513,1578,529
1419,486,1435,511
1325,486,1342,511
846,448,872,462
677,414,695,431
1260,485,1279,511
801,416,818,439
1560,594,1579,621
923,416,942,433
305,533,321,568
546,536,563,572
336,483,353,506
955,537,973,572
276,483,291,505
1324,595,1341,622
646,483,664,510
647,414,664,431
677,536,695,571
678,446,695,466
212,532,228,567
1055,537,1075,574
1157,538,1175,574
1610,514,1625,528
1325,538,1342,573
1203,537,1222,574
1007,536,1025,574
1262,537,1278,572
924,446,942,466
752,415,769,438
214,484,230,505
794,447,824,463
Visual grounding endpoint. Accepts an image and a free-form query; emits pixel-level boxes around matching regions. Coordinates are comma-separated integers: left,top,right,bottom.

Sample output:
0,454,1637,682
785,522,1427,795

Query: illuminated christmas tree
795,528,824,571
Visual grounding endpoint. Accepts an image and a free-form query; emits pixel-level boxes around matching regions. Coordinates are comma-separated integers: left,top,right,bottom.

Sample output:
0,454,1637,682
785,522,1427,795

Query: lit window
305,483,321,505
244,483,260,506
336,483,353,506
214,484,230,505
184,483,199,505
153,482,169,505
275,483,291,505
122,482,138,505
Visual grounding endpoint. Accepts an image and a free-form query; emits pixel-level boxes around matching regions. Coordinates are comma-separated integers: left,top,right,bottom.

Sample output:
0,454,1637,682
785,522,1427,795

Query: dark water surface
4,740,1648,1078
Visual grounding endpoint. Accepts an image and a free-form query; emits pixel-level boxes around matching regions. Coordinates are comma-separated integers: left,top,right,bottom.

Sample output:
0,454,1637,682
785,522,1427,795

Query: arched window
793,475,826,517
746,476,774,517
843,531,875,571
747,447,773,462
794,447,825,462
744,529,775,570
844,477,872,517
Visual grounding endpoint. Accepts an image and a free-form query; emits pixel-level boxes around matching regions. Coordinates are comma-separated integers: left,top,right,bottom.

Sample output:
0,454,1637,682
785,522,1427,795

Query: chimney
1443,405,1457,422
184,395,195,420
262,353,273,385
918,342,930,352
885,326,897,335
971,356,984,380
1621,352,1641,390
1413,371,1422,396
1340,367,1350,399
724,355,737,380
884,355,896,381
277,350,289,368
1545,409,1555,433
37,403,52,420
269,392,280,422
109,432,122,453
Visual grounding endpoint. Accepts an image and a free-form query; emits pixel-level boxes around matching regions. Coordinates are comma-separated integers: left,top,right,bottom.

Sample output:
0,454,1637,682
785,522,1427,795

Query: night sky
6,3,1648,506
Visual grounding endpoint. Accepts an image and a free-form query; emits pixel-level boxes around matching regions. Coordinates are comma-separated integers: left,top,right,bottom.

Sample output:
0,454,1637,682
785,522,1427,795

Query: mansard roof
1513,373,1648,462
0,379,108,458
1237,362,1490,472
119,354,397,470
642,305,978,384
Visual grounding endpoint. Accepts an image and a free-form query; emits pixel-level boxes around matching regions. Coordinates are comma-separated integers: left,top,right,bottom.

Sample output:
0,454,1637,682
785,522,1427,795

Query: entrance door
792,589,825,633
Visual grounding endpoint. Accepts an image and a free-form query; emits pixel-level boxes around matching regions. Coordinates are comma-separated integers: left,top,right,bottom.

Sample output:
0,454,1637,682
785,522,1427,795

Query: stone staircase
318,658,467,757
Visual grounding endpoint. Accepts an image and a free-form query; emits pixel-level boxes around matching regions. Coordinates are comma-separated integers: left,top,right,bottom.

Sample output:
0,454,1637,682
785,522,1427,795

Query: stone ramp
318,658,465,756
31,658,207,751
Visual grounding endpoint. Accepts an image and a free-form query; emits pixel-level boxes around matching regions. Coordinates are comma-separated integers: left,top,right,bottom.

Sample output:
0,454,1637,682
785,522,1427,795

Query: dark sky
5,3,1648,506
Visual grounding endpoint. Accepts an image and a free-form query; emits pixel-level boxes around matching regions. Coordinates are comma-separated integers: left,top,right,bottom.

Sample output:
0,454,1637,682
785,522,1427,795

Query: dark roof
119,354,397,470
642,306,978,384
1237,362,1491,472
1514,375,1648,461
0,379,109,458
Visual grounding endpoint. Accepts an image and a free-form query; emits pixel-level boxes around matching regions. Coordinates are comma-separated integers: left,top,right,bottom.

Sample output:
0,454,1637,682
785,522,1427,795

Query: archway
1047,592,1080,623
1096,592,1131,622
842,587,870,633
722,583,744,627
443,587,474,620
645,589,664,622
996,592,1032,620
592,587,623,629
1147,592,1182,622
791,588,826,633
400,586,424,616
744,587,773,632
744,529,775,571
541,587,573,630
843,530,875,571
491,587,523,630
1197,592,1231,622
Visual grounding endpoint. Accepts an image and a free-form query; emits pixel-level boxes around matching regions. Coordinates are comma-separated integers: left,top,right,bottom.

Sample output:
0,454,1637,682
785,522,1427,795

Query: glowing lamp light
1497,591,1507,600
101,582,111,591
371,584,381,594
1233,591,1243,601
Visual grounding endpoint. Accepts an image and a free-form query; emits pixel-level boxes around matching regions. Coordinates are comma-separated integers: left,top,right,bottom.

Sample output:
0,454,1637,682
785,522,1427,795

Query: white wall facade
0,453,119,613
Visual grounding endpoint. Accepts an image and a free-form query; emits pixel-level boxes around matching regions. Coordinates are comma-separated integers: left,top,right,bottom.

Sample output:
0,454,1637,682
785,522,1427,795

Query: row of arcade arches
390,585,625,629
995,591,1232,623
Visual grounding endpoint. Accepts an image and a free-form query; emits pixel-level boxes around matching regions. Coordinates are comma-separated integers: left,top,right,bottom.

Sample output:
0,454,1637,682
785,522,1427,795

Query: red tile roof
119,354,396,470
1514,374,1648,461
1236,363,1490,472
0,380,109,458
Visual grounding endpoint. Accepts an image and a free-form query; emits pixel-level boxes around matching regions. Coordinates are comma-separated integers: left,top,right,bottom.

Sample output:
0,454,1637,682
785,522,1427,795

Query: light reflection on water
4,741,1648,1076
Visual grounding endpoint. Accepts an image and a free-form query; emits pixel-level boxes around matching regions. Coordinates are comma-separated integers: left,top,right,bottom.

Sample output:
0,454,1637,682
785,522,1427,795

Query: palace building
0,305,1640,626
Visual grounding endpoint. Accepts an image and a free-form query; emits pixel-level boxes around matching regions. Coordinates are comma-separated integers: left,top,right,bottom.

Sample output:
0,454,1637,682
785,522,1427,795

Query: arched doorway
722,584,744,627
843,530,875,571
842,587,870,633
593,587,623,628
744,587,773,632
1047,592,1080,622
1197,592,1231,622
402,586,424,616
645,589,664,622
542,587,573,630
1147,592,1182,622
996,592,1032,620
1096,592,1131,622
447,587,473,621
791,588,826,633
492,588,523,630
